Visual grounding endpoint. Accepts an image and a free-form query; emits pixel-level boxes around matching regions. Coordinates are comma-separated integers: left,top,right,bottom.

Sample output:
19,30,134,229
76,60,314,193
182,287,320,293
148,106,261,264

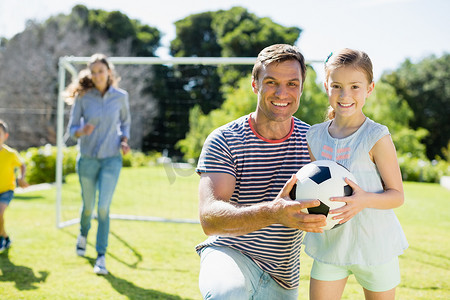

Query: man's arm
198,172,326,237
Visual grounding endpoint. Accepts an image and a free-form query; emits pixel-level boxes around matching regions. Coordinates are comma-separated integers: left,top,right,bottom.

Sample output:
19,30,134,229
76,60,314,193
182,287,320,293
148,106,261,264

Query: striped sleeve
196,126,236,177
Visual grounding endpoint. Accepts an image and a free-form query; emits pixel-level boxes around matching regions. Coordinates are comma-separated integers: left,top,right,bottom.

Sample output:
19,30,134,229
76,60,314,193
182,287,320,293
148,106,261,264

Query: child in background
304,49,408,300
0,119,29,252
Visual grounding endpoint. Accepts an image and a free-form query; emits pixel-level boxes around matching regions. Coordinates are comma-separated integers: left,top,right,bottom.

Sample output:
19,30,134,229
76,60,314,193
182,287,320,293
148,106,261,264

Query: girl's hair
324,48,373,120
64,53,120,105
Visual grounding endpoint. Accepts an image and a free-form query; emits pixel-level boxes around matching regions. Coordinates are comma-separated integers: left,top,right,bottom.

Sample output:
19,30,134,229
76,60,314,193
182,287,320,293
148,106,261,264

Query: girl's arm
367,134,404,208
330,135,404,223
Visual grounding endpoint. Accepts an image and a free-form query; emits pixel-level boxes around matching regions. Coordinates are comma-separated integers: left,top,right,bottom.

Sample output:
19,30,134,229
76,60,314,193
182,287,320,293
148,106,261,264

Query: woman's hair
324,48,373,120
64,53,120,104
252,44,307,88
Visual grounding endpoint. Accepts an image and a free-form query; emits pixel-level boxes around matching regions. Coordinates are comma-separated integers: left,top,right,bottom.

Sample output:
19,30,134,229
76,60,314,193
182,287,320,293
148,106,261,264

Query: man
196,44,326,299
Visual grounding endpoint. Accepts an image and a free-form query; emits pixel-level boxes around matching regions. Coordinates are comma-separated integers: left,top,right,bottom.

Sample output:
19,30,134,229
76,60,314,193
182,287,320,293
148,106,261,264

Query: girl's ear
367,81,375,97
324,81,329,93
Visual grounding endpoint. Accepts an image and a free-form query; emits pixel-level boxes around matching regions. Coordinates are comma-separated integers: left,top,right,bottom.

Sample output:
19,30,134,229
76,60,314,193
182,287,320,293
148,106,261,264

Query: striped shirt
196,114,310,289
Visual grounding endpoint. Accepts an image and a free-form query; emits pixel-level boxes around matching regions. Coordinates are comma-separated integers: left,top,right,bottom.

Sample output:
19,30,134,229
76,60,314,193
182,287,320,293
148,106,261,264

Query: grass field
0,165,449,299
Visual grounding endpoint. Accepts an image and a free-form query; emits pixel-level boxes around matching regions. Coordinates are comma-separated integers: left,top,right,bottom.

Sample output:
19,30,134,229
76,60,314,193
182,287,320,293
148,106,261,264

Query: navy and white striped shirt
196,114,310,289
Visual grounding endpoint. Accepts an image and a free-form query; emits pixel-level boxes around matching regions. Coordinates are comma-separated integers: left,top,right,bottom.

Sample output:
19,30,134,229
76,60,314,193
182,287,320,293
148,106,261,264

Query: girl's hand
329,177,369,224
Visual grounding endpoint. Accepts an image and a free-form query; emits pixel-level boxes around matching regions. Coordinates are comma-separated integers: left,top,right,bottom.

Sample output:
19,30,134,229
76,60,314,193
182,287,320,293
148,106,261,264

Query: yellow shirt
0,145,23,193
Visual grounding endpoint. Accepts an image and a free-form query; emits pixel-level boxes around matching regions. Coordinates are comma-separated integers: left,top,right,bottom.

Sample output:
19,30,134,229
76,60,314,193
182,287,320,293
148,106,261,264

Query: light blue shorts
199,246,299,300
0,190,14,205
310,257,400,292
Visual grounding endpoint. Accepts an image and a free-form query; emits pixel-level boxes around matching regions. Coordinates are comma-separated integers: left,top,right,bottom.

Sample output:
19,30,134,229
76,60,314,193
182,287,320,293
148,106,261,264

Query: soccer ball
289,160,357,230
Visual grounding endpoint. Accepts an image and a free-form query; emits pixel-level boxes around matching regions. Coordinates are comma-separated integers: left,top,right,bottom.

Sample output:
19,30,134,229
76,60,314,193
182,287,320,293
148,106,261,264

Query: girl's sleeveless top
305,117,408,266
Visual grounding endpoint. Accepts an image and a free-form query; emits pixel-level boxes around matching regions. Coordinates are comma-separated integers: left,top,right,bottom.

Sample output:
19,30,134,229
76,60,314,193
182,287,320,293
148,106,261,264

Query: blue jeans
199,246,299,300
77,155,122,255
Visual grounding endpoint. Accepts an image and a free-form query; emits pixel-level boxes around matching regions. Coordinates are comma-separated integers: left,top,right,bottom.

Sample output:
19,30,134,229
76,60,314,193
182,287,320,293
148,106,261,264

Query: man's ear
251,77,258,94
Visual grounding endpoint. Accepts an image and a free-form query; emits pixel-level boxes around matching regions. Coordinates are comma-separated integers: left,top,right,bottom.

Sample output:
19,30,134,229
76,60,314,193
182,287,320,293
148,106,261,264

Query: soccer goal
55,56,258,228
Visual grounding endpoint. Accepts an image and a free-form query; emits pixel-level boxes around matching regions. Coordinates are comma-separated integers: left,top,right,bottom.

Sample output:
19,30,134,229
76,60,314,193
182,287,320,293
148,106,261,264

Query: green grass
0,166,449,299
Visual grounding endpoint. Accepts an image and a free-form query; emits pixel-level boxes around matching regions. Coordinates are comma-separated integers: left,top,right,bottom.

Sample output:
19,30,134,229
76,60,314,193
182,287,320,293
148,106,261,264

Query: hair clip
325,52,333,64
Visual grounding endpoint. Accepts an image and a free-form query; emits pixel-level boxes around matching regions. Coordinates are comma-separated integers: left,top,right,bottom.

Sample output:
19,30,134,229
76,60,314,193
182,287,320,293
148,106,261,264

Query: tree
146,6,302,156
293,66,329,125
176,75,257,160
364,81,428,158
0,5,161,150
215,7,300,58
381,54,450,159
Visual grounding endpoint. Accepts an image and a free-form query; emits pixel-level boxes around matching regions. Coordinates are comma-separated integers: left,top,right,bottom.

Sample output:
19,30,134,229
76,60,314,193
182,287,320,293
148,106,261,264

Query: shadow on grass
62,229,151,271
85,256,190,300
62,229,193,298
0,249,49,290
407,246,450,269
13,195,45,200
109,231,144,269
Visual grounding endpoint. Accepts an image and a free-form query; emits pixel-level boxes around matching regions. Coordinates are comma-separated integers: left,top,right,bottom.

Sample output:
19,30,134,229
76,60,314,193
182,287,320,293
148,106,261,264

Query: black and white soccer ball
289,160,357,230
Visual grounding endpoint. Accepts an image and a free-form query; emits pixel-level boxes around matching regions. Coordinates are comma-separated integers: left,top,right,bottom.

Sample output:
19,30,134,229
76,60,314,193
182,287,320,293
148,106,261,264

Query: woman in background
65,53,131,275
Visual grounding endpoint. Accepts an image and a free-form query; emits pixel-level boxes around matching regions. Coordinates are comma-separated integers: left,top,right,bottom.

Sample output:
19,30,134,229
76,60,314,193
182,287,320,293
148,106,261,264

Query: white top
304,117,408,266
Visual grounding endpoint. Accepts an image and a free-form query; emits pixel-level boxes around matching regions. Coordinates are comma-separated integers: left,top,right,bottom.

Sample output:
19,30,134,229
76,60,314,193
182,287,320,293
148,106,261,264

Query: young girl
304,49,408,300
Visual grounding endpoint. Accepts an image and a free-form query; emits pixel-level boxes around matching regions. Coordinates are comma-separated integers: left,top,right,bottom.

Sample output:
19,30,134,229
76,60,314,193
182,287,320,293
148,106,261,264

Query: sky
0,0,449,81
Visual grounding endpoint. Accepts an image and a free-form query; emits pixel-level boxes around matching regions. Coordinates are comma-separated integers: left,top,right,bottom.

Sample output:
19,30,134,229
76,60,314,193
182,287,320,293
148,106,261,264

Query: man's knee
199,247,251,299
200,282,248,300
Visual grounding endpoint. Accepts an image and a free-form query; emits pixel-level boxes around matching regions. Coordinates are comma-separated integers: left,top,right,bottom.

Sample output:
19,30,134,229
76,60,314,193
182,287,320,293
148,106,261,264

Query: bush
122,150,162,167
398,154,450,183
22,145,78,184
21,145,163,184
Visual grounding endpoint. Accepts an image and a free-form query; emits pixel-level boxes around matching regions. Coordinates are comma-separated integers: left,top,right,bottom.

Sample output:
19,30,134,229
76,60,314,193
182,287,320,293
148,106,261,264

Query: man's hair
252,44,307,85
0,119,8,133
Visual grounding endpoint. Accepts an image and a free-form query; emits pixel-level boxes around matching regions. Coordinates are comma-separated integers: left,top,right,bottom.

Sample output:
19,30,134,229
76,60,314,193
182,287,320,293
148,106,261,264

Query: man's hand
272,174,326,232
